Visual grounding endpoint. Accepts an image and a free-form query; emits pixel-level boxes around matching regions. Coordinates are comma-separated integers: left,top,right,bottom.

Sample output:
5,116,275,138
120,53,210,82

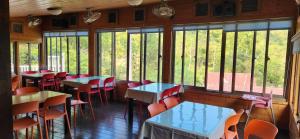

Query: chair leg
104,91,108,104
26,128,28,139
79,104,84,117
88,95,96,120
73,106,77,128
123,100,128,119
245,105,253,125
98,91,103,104
30,127,34,139
270,106,276,124
14,131,19,139
44,119,49,139
37,123,43,139
65,114,72,137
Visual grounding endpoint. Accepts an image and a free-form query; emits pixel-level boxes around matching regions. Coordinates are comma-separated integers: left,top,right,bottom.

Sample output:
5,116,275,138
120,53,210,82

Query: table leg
65,97,71,133
128,98,133,127
22,77,27,87
33,79,39,87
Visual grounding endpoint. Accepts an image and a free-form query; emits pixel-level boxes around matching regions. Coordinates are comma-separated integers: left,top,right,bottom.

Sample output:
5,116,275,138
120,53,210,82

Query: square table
22,72,57,87
62,76,110,88
140,101,236,139
125,83,182,126
12,91,72,133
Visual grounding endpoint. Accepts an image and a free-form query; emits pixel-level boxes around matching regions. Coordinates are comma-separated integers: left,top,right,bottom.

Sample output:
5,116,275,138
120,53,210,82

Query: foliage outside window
19,43,39,72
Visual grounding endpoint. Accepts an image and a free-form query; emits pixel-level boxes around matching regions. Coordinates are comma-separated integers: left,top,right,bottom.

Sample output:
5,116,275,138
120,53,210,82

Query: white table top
62,76,110,88
129,83,178,94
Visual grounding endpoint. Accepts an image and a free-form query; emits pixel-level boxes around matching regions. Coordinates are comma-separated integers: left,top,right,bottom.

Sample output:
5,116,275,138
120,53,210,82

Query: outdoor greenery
19,43,39,71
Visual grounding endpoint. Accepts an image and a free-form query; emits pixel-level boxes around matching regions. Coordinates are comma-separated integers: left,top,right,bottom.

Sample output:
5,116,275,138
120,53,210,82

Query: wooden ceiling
9,0,160,17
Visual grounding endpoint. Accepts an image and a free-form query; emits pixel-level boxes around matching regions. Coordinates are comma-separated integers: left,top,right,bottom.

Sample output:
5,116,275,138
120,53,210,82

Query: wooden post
162,24,172,83
0,0,13,138
88,26,96,76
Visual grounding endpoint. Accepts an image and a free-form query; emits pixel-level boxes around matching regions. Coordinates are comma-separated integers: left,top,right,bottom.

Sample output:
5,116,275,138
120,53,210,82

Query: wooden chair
71,84,95,127
88,79,103,104
224,109,244,139
148,103,166,117
40,74,56,90
12,76,20,95
244,119,278,139
163,96,179,109
102,77,115,103
15,87,40,96
12,101,43,139
142,80,153,85
39,95,71,139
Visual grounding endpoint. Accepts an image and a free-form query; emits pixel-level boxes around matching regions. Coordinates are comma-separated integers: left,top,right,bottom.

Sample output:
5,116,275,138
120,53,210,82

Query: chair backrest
142,80,153,85
15,87,39,96
163,96,179,109
11,76,20,93
171,85,181,95
41,70,52,73
224,109,244,138
56,72,67,79
88,79,100,86
12,101,39,116
76,84,92,99
160,88,173,100
148,103,166,117
66,75,79,80
128,82,140,88
104,77,115,87
79,74,90,78
244,119,278,139
23,71,37,74
44,95,67,109
42,74,55,80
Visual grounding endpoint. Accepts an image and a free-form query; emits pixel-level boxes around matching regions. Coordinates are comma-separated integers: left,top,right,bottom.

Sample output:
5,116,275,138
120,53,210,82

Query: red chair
40,70,53,73
40,74,56,90
55,72,67,91
79,74,90,78
15,87,40,96
159,85,181,103
88,79,103,104
66,75,79,80
12,101,43,139
224,109,244,139
142,80,153,85
163,96,179,109
71,84,95,127
244,119,278,139
102,77,115,103
148,103,166,117
39,95,71,139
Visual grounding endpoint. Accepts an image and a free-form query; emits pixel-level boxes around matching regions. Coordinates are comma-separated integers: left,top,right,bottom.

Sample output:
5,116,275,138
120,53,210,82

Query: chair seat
13,117,38,130
71,100,87,105
40,109,65,120
104,87,114,91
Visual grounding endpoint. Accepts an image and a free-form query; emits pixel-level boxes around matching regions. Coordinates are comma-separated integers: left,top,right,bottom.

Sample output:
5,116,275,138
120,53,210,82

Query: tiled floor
16,101,290,139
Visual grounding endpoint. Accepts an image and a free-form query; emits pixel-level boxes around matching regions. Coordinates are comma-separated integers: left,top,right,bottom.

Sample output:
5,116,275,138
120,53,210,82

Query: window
44,31,89,74
172,19,292,96
10,43,15,74
19,43,39,72
96,28,163,81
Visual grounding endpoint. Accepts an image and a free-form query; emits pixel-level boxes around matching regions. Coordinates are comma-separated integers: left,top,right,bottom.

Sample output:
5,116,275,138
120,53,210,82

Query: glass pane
145,33,159,82
10,43,14,74
47,37,52,70
129,34,141,81
207,29,222,91
51,38,58,71
61,37,68,72
235,31,254,92
115,32,127,80
253,31,267,93
30,44,39,71
19,43,29,72
69,37,77,74
184,31,196,85
196,30,207,87
79,36,89,74
159,33,163,82
174,31,183,84
223,32,235,92
100,32,113,76
267,30,288,95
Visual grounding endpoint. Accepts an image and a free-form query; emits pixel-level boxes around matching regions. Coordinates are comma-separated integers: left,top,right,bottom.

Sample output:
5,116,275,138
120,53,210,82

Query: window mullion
250,31,257,93
194,30,199,86
28,43,31,71
112,32,116,77
126,33,130,81
66,37,70,73
76,36,80,75
143,33,147,81
220,31,226,92
205,30,209,89
263,22,271,94
232,29,238,93
157,31,161,82
181,30,186,84
55,37,58,72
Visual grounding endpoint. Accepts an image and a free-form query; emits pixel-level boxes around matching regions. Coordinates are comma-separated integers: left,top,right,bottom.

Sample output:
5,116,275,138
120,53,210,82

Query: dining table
125,83,183,127
21,72,57,87
140,101,236,139
12,91,72,133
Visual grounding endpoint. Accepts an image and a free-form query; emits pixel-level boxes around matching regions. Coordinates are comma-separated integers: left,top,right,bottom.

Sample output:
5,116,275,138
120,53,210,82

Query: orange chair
12,76,20,95
72,84,95,127
15,87,40,96
142,80,153,85
102,77,115,103
244,119,278,139
163,96,179,109
224,109,244,139
88,79,103,104
55,72,67,91
39,95,71,139
148,103,166,117
12,101,43,139
40,74,56,90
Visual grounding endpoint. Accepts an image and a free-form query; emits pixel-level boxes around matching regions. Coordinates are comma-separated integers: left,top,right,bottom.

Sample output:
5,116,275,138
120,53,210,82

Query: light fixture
47,7,63,15
296,0,300,5
153,0,175,18
83,8,101,24
128,0,143,6
28,15,42,27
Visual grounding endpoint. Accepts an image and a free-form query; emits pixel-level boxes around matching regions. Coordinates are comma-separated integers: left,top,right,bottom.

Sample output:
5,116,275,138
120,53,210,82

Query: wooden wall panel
10,17,42,43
